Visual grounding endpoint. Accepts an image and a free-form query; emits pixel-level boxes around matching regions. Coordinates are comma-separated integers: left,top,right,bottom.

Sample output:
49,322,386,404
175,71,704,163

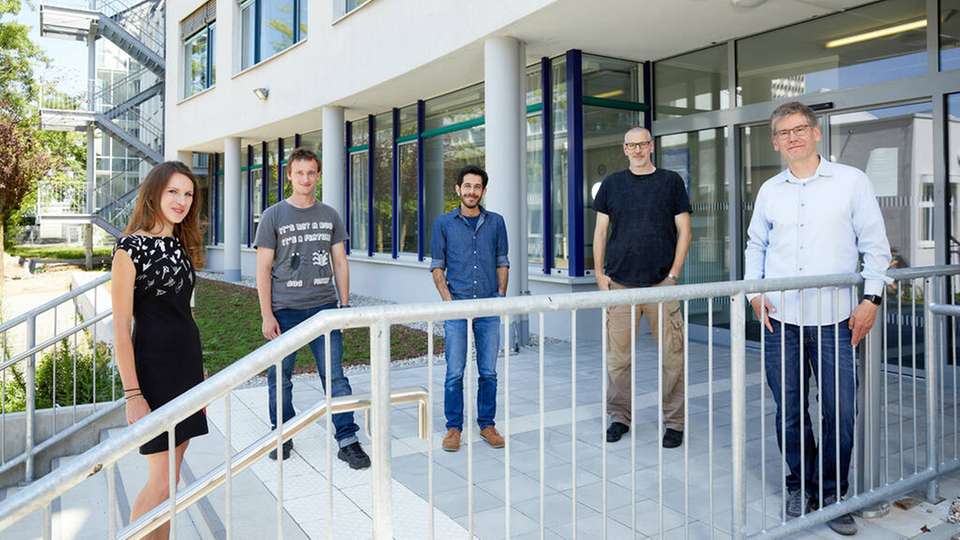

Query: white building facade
165,0,960,339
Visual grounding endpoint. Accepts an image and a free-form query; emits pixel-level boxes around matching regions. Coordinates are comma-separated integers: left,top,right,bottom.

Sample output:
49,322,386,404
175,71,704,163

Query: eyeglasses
624,141,653,150
774,124,813,140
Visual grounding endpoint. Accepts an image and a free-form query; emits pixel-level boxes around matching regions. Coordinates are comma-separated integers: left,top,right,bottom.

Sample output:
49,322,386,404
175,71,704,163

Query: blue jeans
266,304,359,448
444,316,500,431
763,319,858,499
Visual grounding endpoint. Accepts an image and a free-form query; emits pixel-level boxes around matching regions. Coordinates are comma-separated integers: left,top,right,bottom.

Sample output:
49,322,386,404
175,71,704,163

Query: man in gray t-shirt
253,148,369,469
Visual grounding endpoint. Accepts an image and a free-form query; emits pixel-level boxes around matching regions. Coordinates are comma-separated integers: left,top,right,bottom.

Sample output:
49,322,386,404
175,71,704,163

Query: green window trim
421,117,485,139
582,96,649,112
348,144,369,153
395,133,417,144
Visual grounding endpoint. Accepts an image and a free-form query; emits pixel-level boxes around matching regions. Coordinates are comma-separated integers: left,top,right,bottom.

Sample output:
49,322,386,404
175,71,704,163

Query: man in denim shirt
430,165,509,452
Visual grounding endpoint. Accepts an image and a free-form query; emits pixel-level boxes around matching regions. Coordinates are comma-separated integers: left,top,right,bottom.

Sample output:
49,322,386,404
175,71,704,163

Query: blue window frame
240,0,306,70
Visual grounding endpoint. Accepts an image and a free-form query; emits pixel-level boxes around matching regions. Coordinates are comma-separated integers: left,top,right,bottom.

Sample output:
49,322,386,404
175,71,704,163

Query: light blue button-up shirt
744,157,892,326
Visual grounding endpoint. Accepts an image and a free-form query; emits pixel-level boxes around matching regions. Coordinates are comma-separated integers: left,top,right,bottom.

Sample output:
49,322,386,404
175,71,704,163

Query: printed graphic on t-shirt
276,219,335,289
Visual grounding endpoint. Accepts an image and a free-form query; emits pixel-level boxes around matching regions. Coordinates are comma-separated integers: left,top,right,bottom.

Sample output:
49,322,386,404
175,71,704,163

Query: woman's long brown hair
123,161,205,267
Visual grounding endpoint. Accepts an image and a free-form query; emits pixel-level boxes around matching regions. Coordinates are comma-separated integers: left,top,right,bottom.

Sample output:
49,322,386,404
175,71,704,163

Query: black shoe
337,442,371,470
815,496,857,536
269,439,294,461
662,428,683,448
606,422,629,443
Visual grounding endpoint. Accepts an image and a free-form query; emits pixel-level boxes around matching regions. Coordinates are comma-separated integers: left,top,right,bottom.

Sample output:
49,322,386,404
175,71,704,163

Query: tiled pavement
200,328,960,539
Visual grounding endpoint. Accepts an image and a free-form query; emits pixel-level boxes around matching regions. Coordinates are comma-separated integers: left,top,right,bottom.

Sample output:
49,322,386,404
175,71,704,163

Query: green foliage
0,340,120,412
0,0,47,114
34,340,120,408
192,277,440,374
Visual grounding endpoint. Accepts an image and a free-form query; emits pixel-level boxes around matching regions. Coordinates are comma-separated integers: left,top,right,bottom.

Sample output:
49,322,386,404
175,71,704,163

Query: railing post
923,278,940,502
730,292,746,540
370,322,393,538
856,312,890,516
24,315,37,483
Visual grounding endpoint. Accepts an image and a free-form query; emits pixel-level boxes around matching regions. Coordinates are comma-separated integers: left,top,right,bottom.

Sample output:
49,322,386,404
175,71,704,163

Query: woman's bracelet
123,387,140,393
124,393,143,401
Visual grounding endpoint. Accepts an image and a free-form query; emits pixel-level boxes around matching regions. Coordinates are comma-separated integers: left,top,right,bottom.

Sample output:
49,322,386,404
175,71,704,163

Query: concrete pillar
223,137,242,281
484,37,526,347
322,106,345,217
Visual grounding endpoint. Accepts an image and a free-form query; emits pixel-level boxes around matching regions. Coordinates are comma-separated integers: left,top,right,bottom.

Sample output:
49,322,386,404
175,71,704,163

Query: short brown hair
287,147,320,172
769,101,818,132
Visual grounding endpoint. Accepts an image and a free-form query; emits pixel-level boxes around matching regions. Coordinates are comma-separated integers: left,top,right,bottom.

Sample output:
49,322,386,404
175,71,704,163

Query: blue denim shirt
430,207,510,300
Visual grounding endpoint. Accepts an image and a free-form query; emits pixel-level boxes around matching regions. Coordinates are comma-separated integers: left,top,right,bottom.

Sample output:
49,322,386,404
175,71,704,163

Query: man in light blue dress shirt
744,102,891,536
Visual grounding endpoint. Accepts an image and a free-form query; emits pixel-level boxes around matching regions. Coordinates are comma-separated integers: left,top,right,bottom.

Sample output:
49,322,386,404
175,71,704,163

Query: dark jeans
763,319,858,499
444,316,500,430
266,304,359,448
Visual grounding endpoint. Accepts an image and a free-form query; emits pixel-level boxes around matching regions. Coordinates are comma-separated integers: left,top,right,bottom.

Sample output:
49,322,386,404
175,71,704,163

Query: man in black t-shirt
593,127,693,449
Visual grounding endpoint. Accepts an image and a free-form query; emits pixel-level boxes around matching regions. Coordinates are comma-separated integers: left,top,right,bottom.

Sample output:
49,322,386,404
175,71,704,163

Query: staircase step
102,418,309,539
50,455,111,540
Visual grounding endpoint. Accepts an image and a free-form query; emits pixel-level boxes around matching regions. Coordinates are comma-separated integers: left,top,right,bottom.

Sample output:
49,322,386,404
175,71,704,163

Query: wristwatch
863,294,882,306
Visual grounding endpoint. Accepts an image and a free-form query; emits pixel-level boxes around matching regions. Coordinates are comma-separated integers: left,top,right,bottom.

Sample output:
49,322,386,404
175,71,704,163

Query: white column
223,137,242,281
484,37,525,296
322,106,345,217
484,36,526,349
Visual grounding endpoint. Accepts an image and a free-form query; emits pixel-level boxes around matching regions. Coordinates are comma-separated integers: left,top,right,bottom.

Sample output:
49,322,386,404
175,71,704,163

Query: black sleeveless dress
115,235,209,454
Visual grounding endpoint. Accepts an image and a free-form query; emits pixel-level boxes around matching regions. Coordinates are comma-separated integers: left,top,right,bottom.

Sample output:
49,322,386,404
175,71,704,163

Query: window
334,0,372,20
397,105,418,256
348,118,369,253
181,1,215,97
423,84,486,257
373,112,393,254
655,44,729,120
950,94,960,264
737,0,927,105
581,54,643,273
239,0,307,70
266,140,279,206
942,0,960,71
657,129,728,327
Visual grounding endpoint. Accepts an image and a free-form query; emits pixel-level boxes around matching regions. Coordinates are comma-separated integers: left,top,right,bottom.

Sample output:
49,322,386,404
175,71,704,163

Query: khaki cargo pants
606,281,685,431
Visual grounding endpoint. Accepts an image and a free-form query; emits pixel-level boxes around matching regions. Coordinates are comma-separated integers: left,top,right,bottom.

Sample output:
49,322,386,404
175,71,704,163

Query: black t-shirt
593,168,692,287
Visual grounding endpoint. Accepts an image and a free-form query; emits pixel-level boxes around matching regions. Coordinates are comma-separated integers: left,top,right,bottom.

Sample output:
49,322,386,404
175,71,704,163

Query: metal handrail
0,273,111,334
124,387,428,538
0,310,112,371
1,265,959,535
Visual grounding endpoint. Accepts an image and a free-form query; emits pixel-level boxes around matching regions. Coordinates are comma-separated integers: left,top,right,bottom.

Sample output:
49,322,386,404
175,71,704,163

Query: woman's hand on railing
125,395,151,425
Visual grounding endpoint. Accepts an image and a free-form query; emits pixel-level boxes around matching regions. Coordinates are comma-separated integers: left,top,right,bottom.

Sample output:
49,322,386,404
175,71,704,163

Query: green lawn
10,245,113,260
193,278,441,375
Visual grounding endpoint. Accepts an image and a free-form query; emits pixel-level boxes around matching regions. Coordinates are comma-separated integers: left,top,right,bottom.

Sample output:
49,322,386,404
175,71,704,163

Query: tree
0,110,53,288
0,0,46,116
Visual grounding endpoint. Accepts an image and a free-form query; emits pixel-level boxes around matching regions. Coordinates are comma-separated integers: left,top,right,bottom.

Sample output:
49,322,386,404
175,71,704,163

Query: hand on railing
848,300,879,347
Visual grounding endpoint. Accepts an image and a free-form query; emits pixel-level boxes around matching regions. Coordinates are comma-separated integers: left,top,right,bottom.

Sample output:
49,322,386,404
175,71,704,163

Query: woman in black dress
111,161,208,538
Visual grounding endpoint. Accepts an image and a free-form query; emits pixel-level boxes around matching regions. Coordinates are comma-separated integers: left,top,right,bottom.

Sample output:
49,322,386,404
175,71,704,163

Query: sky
15,0,89,95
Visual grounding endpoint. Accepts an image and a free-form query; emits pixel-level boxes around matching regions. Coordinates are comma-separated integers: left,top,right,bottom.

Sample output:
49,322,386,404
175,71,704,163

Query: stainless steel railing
1,266,959,539
0,273,116,483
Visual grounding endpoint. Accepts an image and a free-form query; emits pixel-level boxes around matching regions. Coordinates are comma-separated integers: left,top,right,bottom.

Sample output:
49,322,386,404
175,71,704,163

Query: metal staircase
37,0,165,239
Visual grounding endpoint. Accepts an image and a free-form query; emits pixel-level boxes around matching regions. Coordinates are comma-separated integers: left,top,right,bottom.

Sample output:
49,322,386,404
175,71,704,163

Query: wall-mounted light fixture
253,87,270,101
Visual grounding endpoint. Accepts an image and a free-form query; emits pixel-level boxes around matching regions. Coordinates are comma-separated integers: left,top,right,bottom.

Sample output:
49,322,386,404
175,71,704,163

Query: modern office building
166,0,960,338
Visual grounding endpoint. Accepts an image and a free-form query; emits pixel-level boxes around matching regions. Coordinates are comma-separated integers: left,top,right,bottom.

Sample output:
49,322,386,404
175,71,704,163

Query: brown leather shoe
480,426,505,448
442,428,461,452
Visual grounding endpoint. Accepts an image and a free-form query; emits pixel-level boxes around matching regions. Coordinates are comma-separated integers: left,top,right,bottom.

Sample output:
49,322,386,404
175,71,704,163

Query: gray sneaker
821,496,857,536
786,488,807,518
